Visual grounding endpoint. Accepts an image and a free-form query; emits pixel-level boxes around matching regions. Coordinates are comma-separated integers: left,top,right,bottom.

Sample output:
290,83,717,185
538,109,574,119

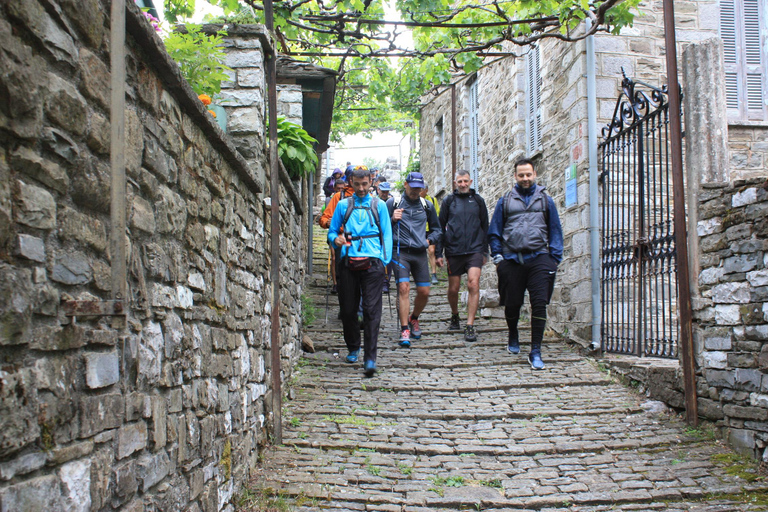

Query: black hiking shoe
464,324,477,342
449,314,461,331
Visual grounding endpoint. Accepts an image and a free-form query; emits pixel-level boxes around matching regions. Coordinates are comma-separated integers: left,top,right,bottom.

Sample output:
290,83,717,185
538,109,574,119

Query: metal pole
662,0,698,426
110,0,127,329
586,21,601,351
265,0,283,443
451,83,457,185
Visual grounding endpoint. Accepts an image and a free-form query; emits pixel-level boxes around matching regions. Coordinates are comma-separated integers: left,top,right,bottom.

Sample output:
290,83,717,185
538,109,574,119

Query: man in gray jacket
388,172,441,347
436,170,489,342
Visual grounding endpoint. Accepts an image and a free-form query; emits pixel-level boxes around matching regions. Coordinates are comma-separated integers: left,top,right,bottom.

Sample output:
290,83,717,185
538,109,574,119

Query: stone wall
0,2,306,511
693,179,768,461
728,126,768,182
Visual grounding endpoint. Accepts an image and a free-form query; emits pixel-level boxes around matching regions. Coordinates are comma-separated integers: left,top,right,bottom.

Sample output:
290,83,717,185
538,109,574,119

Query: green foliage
300,293,316,326
275,117,319,179
165,0,640,139
164,25,232,96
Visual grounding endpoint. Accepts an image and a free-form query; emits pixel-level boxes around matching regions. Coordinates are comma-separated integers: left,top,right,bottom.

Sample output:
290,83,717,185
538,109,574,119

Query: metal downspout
586,20,601,351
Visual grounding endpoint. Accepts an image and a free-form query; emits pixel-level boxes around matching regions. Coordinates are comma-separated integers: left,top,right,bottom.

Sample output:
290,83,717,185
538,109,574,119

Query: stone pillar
682,38,731,360
214,25,268,185
277,84,303,126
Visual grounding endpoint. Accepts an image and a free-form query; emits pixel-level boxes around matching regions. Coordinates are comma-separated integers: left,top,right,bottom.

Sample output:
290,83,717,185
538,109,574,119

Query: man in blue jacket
488,158,563,370
329,167,393,376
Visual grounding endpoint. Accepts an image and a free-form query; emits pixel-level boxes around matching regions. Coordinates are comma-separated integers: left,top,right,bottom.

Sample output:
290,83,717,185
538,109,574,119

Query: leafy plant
300,293,316,326
164,25,232,97
273,117,319,179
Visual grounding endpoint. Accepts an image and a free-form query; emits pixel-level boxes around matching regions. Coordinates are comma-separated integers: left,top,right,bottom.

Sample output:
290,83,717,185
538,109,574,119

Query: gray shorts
391,249,431,287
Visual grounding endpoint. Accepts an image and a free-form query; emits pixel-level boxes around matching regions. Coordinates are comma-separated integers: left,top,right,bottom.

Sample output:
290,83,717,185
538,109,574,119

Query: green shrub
275,117,319,179
164,25,232,97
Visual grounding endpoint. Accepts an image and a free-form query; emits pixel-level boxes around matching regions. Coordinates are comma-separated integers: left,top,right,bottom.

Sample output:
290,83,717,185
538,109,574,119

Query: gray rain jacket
386,195,441,252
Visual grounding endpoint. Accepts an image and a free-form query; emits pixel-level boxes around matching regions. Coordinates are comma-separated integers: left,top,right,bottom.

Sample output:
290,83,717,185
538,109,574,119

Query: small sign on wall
565,163,578,208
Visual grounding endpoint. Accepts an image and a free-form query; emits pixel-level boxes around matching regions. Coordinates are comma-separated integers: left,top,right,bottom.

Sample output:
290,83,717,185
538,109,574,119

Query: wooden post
662,0,698,426
110,0,127,329
264,0,283,443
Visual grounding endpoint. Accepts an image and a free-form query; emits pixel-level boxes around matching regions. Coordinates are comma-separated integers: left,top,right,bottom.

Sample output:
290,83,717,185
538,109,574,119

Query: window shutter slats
525,45,542,154
721,0,737,63
720,0,766,121
469,81,479,186
744,0,761,66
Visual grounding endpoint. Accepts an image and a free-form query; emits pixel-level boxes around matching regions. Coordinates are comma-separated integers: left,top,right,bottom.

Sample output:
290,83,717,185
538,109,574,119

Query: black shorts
391,250,431,287
446,252,485,277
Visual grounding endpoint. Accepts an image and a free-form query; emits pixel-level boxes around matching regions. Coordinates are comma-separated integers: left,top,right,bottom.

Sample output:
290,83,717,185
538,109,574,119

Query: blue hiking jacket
328,194,393,265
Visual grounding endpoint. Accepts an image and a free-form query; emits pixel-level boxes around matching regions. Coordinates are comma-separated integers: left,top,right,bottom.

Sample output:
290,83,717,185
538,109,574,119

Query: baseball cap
405,172,425,188
379,182,391,191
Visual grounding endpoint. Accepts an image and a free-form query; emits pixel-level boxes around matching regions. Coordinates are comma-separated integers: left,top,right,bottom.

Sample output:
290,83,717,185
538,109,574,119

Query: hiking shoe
449,314,461,330
528,351,545,370
398,329,411,347
507,339,520,355
346,350,359,363
364,359,377,377
431,273,438,285
408,316,422,339
382,281,389,294
464,324,477,342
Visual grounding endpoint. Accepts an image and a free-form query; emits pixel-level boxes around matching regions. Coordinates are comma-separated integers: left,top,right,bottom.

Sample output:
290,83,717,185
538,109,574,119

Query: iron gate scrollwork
599,72,680,359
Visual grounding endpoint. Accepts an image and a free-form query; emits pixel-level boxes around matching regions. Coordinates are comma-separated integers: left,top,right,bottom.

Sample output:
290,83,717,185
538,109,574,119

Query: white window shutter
526,45,542,154
469,80,479,186
720,0,766,121
743,0,765,119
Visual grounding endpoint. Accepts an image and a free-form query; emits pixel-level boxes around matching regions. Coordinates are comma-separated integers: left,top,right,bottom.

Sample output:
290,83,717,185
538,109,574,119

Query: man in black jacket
436,170,489,342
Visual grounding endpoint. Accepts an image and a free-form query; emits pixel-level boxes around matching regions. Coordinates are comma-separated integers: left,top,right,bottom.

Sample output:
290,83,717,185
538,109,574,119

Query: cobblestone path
247,231,768,511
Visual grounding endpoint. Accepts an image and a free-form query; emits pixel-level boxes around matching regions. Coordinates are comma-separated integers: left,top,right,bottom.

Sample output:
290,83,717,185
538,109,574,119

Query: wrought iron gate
599,74,679,359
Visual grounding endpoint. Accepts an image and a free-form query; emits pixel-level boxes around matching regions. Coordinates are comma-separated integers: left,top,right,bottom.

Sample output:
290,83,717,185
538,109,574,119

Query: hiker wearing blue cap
388,172,442,347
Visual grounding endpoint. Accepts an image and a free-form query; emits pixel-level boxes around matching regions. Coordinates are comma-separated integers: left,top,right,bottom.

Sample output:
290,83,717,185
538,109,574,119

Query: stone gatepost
682,38,731,363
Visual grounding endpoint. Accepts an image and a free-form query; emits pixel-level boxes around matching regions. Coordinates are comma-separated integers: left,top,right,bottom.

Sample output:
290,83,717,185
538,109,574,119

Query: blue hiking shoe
364,360,376,377
346,350,359,363
398,328,411,348
528,351,545,370
507,339,520,355
408,316,422,339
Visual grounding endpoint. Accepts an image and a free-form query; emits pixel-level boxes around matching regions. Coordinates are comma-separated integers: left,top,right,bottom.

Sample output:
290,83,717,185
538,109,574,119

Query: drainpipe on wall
586,19,601,351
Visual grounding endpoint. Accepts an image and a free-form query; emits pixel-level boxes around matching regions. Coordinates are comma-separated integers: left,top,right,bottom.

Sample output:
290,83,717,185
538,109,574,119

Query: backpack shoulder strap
420,197,429,212
502,191,515,221
540,190,550,226
342,196,356,227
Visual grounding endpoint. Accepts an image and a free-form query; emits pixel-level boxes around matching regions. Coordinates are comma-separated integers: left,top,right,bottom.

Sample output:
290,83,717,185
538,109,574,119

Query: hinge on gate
61,299,126,317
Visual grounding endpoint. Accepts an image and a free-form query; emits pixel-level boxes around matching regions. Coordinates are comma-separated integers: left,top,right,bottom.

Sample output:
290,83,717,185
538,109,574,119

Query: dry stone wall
0,2,306,511
693,179,768,462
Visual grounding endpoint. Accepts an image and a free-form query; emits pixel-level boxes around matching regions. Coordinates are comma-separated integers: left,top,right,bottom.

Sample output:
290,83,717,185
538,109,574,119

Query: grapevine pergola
168,0,639,136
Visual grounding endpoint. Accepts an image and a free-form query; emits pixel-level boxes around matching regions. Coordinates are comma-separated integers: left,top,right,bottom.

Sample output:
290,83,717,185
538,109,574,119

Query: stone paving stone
245,233,768,511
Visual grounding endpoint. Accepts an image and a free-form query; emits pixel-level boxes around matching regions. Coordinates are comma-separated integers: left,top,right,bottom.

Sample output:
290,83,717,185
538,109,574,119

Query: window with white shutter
435,117,445,189
720,0,767,121
468,80,480,186
526,44,542,154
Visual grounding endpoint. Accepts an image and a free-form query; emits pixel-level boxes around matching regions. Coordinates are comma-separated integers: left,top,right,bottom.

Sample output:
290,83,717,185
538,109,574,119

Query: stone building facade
0,2,308,511
419,1,768,460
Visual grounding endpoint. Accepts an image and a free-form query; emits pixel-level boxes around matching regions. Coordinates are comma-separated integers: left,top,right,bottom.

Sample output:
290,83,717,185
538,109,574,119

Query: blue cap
379,182,391,191
405,172,425,188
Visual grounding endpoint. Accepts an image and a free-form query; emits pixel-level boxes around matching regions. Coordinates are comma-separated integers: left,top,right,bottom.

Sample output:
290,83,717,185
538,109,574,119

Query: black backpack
342,196,386,260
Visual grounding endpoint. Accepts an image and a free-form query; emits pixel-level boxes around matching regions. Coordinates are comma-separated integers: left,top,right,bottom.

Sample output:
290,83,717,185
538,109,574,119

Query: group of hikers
317,159,563,377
